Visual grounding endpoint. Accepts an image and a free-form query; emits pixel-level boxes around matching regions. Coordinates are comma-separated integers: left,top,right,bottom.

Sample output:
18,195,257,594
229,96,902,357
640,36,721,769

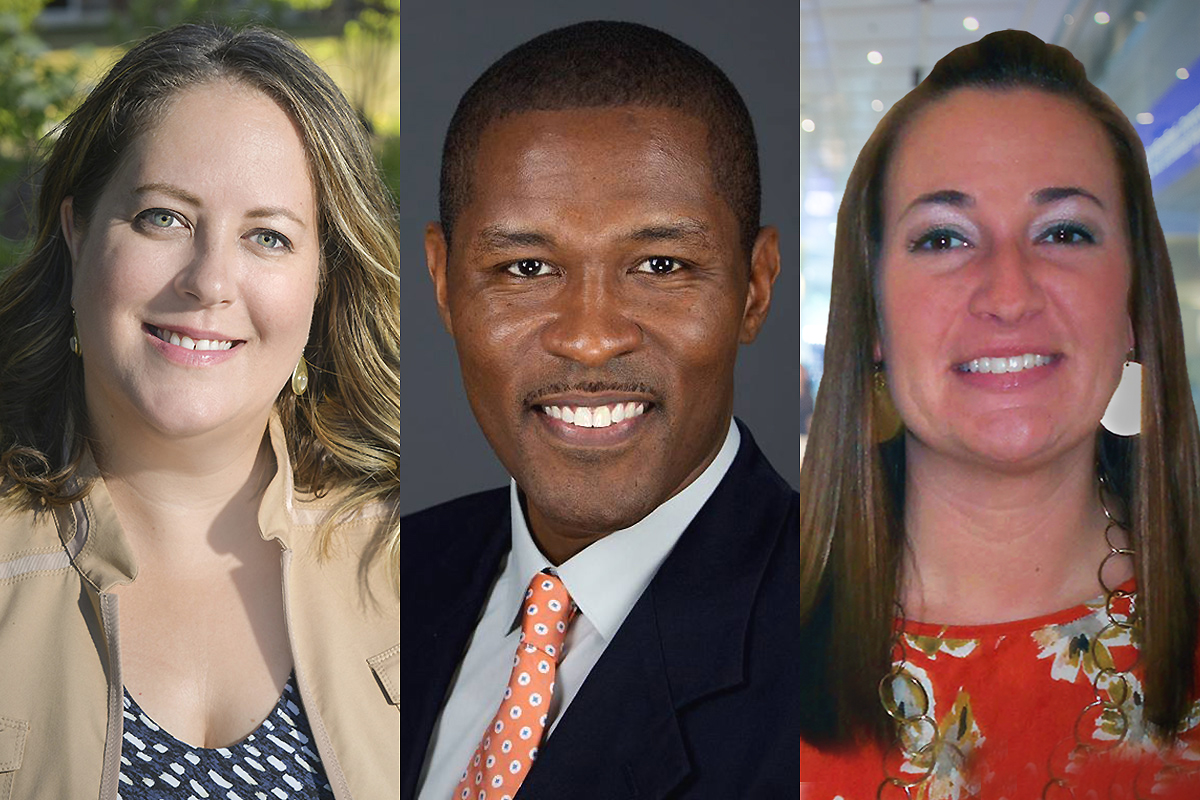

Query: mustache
522,380,657,406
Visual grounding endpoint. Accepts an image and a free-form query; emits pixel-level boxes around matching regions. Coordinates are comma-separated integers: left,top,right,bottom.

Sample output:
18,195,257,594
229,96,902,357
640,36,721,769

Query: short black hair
439,20,761,254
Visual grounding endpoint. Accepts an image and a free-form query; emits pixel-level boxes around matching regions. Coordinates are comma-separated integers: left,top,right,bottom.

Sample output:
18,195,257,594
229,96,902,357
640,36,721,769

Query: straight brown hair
798,30,1200,740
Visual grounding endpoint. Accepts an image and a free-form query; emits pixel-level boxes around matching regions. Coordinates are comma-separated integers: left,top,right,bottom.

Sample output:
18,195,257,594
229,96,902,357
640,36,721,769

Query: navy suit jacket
401,422,828,799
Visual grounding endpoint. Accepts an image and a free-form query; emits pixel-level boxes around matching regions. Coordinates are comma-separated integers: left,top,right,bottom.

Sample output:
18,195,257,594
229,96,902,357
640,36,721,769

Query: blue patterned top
118,672,335,800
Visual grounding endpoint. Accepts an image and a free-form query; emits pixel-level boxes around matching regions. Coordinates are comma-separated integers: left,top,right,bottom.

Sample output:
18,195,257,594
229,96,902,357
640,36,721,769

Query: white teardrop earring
1101,358,1142,436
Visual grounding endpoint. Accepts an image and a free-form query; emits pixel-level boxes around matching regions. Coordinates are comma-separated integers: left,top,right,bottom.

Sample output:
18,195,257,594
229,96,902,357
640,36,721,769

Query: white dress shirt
416,421,740,800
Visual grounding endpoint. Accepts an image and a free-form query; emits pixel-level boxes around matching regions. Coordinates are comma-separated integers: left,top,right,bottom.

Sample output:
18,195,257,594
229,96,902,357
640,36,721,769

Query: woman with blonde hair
0,24,400,798
799,30,1200,797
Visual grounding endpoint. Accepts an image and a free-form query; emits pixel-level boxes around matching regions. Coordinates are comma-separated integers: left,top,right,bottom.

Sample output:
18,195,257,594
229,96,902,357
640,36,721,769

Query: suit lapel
400,489,512,798
519,423,793,798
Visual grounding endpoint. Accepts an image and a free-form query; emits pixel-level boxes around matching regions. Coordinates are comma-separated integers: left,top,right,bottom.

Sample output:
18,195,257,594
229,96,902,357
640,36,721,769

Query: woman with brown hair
799,30,1200,797
0,24,400,799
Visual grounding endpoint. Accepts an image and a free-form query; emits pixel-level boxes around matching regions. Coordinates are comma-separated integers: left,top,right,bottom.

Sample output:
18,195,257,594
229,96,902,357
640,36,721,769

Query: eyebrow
624,219,714,248
133,183,308,228
1032,186,1105,209
471,219,715,257
472,226,555,257
900,186,1107,220
900,190,974,219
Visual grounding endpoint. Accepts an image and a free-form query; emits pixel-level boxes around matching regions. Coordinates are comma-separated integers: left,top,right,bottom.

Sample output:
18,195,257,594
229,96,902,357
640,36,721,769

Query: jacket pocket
0,717,28,800
367,644,399,706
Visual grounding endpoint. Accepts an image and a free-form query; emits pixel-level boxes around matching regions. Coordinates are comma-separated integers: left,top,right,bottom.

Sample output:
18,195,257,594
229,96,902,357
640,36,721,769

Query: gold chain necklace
875,484,1150,799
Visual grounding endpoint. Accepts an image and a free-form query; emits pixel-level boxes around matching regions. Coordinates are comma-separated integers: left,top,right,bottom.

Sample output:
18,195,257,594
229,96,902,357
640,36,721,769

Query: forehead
885,88,1120,209
116,80,314,200
459,106,734,247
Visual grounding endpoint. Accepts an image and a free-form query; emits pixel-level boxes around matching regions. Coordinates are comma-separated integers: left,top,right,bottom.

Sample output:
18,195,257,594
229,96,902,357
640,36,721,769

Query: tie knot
519,572,574,659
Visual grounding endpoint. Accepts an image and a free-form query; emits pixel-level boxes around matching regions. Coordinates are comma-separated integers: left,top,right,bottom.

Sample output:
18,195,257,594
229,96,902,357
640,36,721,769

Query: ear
739,226,781,344
425,222,454,336
61,197,83,296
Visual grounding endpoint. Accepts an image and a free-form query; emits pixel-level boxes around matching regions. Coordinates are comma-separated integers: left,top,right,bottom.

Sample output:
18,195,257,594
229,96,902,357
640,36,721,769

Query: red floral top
800,583,1200,799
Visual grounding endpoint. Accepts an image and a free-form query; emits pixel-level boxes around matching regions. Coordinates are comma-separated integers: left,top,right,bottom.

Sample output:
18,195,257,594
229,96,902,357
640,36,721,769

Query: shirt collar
506,420,740,641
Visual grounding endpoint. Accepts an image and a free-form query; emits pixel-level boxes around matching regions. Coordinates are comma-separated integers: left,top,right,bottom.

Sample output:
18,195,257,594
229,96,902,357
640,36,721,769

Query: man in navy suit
403,21,816,798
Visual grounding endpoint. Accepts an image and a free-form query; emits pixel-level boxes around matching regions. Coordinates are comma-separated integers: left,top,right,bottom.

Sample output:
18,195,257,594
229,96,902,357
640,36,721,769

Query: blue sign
1140,54,1200,191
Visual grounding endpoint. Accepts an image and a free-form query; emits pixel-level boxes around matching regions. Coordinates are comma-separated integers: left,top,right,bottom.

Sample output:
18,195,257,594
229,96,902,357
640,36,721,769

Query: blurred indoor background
801,0,1200,447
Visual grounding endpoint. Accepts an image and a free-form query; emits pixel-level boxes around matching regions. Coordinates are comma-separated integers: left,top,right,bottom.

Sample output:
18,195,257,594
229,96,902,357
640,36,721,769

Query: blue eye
1037,223,1095,245
250,230,292,251
910,228,970,252
505,259,553,277
635,256,683,274
137,208,183,229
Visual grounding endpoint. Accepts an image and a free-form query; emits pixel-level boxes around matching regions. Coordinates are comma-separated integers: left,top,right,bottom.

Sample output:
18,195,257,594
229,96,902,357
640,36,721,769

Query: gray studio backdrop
399,0,801,514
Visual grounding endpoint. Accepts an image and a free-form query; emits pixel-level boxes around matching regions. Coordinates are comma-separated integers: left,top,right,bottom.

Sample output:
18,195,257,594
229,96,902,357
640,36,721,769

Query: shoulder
0,499,69,567
399,487,509,579
401,486,509,536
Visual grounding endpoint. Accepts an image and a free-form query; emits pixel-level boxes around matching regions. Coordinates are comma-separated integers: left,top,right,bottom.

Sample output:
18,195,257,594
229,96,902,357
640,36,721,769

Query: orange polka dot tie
454,571,575,800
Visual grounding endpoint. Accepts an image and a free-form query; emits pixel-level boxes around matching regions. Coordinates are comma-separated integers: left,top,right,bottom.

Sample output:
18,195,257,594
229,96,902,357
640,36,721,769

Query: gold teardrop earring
291,355,309,396
69,309,81,357
872,366,903,444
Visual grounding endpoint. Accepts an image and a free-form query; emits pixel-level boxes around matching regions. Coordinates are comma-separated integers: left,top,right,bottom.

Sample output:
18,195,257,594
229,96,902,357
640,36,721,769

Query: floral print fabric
800,583,1200,799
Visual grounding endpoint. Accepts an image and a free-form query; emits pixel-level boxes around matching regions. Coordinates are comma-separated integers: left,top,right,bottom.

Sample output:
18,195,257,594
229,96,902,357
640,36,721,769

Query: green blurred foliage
113,0,334,36
341,0,398,134
0,9,83,159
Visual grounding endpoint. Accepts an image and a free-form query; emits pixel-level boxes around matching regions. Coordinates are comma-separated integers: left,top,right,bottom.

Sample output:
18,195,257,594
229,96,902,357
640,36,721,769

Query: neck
89,414,276,559
900,435,1130,625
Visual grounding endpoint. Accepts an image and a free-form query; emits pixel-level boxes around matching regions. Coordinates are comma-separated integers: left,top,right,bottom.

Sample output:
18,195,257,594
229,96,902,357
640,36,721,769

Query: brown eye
506,259,552,277
1037,223,1094,245
636,256,683,274
910,228,969,252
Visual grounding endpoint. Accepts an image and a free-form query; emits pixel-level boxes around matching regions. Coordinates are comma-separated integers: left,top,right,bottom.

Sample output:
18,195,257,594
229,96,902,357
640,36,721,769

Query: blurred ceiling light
871,99,884,112
802,118,816,132
1094,11,1110,24
804,190,836,217
1136,112,1154,125
867,50,883,65
963,17,980,31
1179,68,1191,80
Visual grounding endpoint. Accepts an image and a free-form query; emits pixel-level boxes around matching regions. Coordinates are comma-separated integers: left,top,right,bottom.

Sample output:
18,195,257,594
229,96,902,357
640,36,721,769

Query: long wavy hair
799,30,1200,740
0,24,402,573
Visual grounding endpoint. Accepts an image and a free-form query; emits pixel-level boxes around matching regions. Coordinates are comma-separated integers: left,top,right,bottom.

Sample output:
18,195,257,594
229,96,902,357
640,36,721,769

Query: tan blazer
0,418,399,799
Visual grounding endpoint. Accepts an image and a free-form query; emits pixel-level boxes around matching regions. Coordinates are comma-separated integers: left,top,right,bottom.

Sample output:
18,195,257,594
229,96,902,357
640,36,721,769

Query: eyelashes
133,208,294,252
909,227,969,252
502,256,688,277
906,221,1098,253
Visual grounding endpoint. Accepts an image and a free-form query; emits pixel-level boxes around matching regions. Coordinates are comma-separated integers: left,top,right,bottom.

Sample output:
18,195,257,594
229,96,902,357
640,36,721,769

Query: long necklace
875,484,1143,799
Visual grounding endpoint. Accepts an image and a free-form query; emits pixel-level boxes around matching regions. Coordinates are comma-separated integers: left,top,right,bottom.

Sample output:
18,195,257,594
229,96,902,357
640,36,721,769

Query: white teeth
541,402,646,429
154,327,234,351
962,354,1051,374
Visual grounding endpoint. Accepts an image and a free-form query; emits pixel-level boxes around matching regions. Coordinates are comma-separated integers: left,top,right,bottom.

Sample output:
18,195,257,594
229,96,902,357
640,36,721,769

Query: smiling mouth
956,353,1055,374
148,325,237,351
540,402,647,429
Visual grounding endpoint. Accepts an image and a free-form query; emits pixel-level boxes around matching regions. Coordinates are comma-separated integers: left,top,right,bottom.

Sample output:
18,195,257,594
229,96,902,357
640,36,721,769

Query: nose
174,233,235,307
968,240,1045,323
540,273,642,367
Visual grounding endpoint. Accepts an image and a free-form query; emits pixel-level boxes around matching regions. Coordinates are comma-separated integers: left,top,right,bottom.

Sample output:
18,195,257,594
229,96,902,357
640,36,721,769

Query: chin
957,415,1068,469
524,473,666,537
